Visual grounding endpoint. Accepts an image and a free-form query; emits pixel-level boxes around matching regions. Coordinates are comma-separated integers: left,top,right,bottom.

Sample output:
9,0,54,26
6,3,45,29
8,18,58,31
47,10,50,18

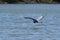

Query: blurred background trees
0,0,60,4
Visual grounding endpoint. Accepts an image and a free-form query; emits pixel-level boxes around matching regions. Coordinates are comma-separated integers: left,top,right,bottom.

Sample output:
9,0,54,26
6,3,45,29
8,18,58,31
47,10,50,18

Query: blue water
0,4,60,40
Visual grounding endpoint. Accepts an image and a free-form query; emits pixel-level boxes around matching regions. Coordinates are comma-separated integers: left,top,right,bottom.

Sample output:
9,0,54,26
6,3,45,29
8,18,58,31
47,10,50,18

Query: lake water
0,4,60,40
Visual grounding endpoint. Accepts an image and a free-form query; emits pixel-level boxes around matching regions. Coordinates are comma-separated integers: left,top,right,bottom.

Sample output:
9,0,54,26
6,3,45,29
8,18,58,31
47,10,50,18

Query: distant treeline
0,0,60,4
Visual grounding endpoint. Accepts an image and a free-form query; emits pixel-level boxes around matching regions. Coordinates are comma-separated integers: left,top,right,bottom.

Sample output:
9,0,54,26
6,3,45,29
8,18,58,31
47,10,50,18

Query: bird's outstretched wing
37,16,44,21
24,17,38,23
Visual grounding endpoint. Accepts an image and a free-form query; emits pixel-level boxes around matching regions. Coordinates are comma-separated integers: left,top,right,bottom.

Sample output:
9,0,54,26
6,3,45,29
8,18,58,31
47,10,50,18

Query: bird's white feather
36,16,44,21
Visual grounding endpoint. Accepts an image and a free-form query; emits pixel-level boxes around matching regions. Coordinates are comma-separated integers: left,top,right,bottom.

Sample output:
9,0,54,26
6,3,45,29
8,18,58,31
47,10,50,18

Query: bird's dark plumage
24,17,38,23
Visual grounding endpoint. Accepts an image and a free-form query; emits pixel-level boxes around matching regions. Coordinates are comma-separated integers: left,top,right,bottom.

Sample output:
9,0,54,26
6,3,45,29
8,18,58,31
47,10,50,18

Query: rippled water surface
0,4,60,40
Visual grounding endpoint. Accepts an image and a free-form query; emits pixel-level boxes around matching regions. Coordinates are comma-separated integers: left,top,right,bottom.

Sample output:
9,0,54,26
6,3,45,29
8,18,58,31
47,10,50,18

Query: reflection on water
0,4,60,40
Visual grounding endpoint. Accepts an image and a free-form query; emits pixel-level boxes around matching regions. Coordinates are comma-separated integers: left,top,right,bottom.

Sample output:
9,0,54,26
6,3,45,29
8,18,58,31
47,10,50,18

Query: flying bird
24,16,44,23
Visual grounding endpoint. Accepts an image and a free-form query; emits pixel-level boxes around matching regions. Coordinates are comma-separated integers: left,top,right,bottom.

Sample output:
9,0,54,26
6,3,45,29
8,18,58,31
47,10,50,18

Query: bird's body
24,16,44,23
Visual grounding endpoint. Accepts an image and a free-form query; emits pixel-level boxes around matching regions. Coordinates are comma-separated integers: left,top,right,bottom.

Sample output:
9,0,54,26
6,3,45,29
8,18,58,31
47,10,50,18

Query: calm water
0,4,60,40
